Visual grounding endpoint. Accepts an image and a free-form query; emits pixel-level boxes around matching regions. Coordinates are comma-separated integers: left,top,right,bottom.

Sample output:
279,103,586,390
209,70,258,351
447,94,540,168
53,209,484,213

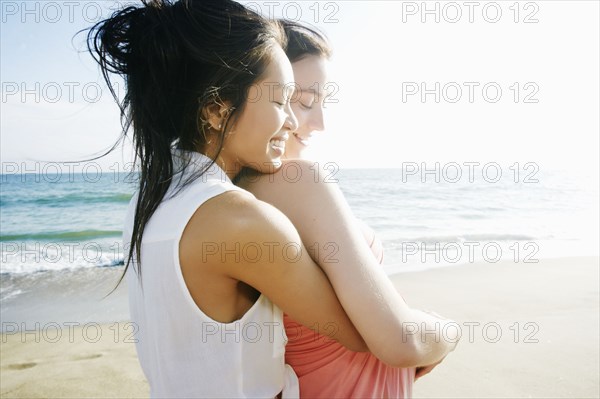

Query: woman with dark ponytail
88,1,365,397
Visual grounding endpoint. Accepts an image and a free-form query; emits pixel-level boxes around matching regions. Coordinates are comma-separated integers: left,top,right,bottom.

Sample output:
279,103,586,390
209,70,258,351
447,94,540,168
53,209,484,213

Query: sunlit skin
283,54,385,259
283,55,329,160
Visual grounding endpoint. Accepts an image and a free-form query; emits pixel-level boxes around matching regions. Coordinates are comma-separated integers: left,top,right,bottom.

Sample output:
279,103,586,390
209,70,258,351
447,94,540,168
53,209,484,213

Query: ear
202,100,233,131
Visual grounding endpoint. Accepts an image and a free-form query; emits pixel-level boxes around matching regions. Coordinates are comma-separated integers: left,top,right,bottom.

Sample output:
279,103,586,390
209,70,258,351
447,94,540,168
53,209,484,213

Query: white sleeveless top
124,150,299,398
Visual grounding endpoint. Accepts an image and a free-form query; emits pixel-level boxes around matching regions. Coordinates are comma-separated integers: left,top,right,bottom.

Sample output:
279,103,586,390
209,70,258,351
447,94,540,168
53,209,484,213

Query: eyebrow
298,87,325,97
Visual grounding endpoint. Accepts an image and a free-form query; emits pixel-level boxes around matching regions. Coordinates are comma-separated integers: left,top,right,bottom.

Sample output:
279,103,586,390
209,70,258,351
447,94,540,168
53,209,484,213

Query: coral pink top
284,221,415,398
284,315,415,398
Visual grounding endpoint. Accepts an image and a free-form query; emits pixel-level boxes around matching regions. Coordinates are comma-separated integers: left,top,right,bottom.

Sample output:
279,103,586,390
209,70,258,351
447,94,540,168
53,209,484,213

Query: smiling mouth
270,139,286,151
293,132,311,146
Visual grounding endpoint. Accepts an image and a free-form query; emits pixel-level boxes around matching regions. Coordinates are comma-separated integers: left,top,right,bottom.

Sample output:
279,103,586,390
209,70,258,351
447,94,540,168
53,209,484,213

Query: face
217,44,299,178
284,55,329,159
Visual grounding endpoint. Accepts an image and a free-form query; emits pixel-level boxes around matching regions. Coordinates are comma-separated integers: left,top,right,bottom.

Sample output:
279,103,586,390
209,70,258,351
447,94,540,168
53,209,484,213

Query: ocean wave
462,233,538,241
0,192,132,208
0,288,23,301
387,233,538,246
0,254,124,275
101,258,125,267
0,229,123,242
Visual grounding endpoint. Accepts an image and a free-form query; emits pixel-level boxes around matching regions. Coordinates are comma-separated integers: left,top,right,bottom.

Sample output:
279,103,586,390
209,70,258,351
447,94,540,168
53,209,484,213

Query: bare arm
179,190,367,352
237,160,459,367
356,218,384,264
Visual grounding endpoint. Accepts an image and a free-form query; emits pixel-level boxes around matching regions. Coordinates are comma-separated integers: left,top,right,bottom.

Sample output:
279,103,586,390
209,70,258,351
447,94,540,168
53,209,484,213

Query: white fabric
124,150,299,398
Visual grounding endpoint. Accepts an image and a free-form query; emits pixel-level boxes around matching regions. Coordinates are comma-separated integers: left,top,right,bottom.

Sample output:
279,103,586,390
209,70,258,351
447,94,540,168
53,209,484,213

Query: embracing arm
237,160,458,367
356,218,384,264
179,190,367,352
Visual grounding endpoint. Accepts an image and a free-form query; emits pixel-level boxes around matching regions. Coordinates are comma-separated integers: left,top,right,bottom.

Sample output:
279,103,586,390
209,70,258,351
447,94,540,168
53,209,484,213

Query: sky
1,0,599,179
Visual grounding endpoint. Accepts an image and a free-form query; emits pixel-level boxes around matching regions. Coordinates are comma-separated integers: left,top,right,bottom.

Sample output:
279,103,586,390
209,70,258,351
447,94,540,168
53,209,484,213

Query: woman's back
124,150,296,398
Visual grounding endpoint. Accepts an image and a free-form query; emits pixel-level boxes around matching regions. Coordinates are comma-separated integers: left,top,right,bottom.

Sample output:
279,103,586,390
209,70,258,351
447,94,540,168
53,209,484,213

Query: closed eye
273,99,292,108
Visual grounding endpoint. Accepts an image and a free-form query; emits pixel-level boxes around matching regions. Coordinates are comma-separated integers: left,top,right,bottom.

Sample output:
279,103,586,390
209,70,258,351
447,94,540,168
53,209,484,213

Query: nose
285,103,299,132
308,106,325,132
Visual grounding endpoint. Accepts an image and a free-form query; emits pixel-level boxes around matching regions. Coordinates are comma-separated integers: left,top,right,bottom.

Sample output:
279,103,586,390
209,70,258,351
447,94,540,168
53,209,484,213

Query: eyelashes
297,93,317,110
273,97,316,109
273,101,288,108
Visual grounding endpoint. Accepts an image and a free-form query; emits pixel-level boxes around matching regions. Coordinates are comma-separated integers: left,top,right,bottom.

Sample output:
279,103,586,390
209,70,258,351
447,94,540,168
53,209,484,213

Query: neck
194,143,241,181
214,156,241,181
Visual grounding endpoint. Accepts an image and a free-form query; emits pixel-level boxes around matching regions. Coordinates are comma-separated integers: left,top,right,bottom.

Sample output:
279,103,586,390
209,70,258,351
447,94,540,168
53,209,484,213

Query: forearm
315,237,456,366
336,219,458,364
293,192,451,366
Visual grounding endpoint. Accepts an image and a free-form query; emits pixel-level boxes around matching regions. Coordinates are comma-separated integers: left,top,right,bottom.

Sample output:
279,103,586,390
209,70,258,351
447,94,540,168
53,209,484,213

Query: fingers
414,357,445,381
414,365,433,381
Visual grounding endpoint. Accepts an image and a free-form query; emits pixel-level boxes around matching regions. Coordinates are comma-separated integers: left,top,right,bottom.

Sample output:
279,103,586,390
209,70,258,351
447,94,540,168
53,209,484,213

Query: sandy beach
395,256,599,398
1,256,598,398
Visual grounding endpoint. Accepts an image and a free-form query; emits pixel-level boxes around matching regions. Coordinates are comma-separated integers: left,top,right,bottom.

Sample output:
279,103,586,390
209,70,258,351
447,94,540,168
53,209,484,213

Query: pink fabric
284,315,415,398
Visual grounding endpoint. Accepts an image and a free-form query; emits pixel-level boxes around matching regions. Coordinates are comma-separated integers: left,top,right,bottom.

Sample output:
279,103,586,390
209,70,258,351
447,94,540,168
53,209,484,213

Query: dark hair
86,0,285,285
280,19,331,63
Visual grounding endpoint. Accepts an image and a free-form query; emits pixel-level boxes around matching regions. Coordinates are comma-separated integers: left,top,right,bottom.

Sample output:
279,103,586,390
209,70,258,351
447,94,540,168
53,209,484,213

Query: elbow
372,338,423,368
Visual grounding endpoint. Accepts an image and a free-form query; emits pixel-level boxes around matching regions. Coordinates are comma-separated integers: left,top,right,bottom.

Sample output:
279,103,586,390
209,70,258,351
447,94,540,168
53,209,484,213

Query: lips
269,133,289,153
293,132,311,147
269,139,286,151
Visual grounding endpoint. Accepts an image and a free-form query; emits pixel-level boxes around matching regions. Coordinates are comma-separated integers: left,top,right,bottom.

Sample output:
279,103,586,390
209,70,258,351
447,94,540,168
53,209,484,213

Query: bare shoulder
180,189,299,260
237,160,340,205
187,190,254,231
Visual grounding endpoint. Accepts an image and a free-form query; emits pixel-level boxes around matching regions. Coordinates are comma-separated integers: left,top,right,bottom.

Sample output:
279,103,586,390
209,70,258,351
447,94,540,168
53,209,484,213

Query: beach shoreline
1,256,599,398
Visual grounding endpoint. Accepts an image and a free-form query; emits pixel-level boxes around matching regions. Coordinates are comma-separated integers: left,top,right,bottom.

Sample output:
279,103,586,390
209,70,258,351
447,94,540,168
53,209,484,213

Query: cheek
233,100,287,146
290,105,308,129
234,103,264,136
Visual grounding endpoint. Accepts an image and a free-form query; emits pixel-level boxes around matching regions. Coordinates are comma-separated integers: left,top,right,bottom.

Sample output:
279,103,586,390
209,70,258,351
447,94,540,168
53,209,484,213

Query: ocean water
1,166,598,318
337,167,599,273
1,172,135,275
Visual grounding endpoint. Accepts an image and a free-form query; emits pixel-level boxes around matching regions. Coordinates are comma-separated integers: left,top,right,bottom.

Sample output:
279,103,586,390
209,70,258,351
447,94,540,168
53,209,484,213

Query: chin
258,157,283,173
284,151,301,160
